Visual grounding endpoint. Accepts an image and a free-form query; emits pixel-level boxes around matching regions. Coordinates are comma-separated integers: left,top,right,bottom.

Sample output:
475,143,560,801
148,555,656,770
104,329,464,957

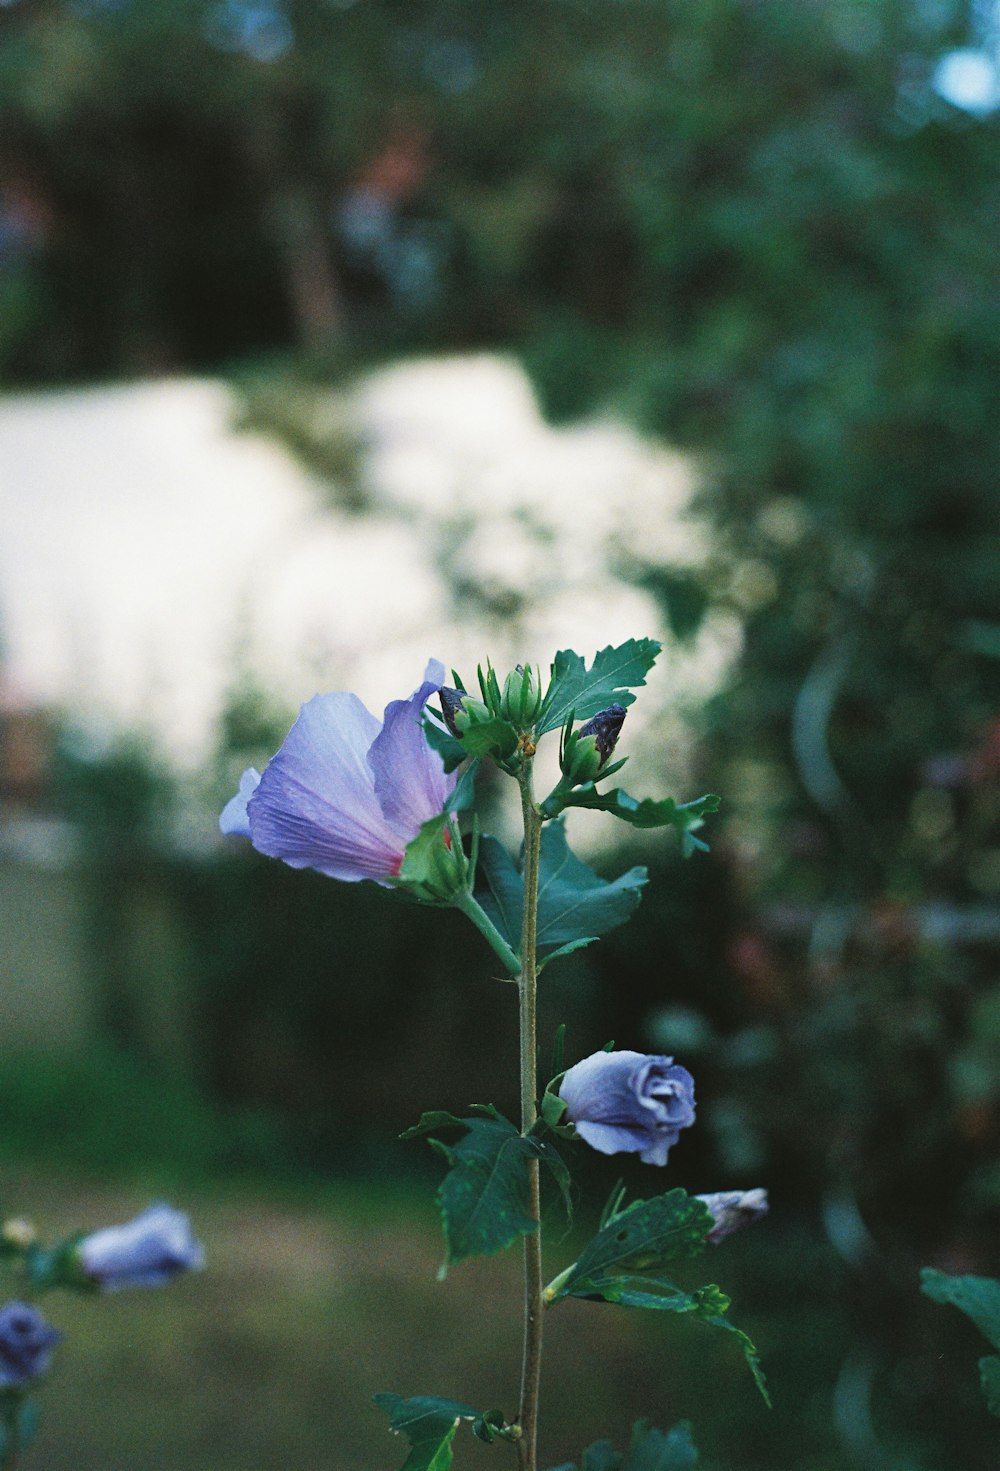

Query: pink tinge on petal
368,672,455,842
248,692,406,882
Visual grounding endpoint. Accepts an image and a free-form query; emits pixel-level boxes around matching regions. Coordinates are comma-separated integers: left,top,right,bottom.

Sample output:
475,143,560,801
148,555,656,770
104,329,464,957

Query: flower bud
77,1204,204,1291
499,665,541,728
559,1049,695,1166
439,687,492,739
577,704,627,765
696,1188,769,1244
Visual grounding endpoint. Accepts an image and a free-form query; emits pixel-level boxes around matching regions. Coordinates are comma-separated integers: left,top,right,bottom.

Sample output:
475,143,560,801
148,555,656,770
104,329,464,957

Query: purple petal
248,692,406,882
574,1119,652,1157
368,665,455,841
559,1049,650,1122
220,767,261,838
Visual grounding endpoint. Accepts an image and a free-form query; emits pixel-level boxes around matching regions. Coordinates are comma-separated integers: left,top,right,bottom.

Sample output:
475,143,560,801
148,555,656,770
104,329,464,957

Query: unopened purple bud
578,704,627,766
696,1188,769,1244
559,1049,695,1166
439,687,466,738
0,1302,61,1388
77,1204,204,1291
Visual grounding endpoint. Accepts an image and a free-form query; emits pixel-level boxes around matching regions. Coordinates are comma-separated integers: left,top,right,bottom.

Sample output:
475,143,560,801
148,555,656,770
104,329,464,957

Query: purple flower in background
220,661,456,884
0,1302,61,1387
696,1188,769,1244
559,1049,695,1166
77,1204,204,1290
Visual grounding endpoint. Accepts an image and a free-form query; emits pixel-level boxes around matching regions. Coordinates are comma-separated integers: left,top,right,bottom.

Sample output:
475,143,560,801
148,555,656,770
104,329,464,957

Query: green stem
452,891,521,977
516,763,543,1471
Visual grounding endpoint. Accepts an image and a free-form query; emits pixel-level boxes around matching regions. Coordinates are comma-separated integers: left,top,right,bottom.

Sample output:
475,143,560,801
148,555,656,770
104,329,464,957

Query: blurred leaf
536,642,661,736
979,1356,1000,1418
921,1269,1000,1351
549,1419,699,1471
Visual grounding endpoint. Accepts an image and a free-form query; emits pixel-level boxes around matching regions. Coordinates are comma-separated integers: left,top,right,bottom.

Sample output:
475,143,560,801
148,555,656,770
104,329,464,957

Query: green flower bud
439,687,492,738
499,664,542,728
563,733,603,784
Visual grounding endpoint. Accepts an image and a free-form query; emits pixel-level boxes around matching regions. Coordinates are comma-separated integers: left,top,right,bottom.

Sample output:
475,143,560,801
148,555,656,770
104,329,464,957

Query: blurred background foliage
1,0,999,1467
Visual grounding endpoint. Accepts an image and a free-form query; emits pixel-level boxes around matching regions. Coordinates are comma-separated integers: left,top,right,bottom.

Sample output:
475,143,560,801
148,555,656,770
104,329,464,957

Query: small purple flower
77,1204,204,1291
696,1188,769,1244
559,1049,695,1166
0,1302,61,1387
220,661,456,884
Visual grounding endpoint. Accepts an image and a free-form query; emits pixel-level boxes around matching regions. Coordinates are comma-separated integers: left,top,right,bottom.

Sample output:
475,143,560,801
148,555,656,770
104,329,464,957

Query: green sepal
475,820,647,964
545,1419,699,1471
404,1110,570,1271
546,788,720,856
25,1233,92,1294
536,641,661,737
397,815,468,903
374,1394,476,1471
546,1190,712,1300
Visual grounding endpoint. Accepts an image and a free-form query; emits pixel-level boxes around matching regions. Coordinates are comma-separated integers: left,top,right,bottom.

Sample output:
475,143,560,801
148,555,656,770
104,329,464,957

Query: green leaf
535,819,647,955
423,1112,541,1270
448,759,480,813
374,1394,476,1471
979,1355,1000,1418
537,641,661,736
400,1111,467,1141
547,1191,712,1301
475,838,523,954
422,714,468,773
920,1269,1000,1350
474,822,647,963
556,789,720,856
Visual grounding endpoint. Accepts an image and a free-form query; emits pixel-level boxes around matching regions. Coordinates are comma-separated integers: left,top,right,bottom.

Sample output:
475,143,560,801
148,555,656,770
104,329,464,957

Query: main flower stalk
517,760,543,1471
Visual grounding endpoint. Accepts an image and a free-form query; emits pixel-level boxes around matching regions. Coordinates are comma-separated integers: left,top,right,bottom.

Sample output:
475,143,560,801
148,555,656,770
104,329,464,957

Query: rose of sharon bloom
0,1302,61,1387
220,661,455,884
77,1204,204,1290
559,1049,695,1166
696,1188,769,1244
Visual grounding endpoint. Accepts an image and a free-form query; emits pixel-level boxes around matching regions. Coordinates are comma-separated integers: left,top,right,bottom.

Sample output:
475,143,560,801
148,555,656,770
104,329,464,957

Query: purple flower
77,1204,204,1290
220,661,456,885
696,1188,769,1243
558,1049,695,1166
0,1302,61,1387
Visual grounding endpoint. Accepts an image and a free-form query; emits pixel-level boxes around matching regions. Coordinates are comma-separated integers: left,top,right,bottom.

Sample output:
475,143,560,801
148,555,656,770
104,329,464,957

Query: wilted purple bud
77,1204,204,1291
696,1188,769,1244
0,1302,61,1388
577,704,627,766
559,1049,695,1166
439,686,467,738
